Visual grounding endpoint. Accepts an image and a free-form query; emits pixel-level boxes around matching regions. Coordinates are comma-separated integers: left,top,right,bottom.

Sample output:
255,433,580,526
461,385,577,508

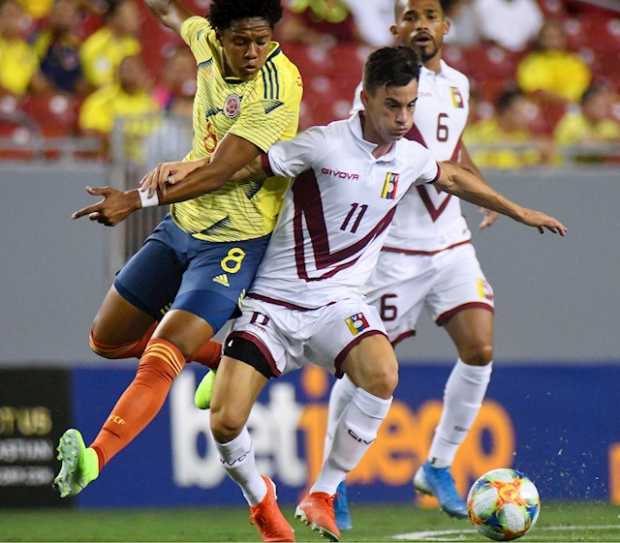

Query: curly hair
208,0,283,31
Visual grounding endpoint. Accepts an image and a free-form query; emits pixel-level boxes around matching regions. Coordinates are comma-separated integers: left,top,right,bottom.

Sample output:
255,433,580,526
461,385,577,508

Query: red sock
191,340,221,370
90,338,185,471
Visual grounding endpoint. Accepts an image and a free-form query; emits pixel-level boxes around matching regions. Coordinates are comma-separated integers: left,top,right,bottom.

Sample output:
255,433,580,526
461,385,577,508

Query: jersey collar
347,111,398,163
421,59,448,80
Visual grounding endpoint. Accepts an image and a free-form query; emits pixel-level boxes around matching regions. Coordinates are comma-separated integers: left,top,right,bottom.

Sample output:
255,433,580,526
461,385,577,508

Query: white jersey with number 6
248,112,440,309
352,60,470,253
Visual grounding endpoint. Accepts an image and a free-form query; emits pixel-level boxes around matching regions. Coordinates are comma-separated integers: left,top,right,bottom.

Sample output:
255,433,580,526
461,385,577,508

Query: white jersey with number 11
352,60,470,253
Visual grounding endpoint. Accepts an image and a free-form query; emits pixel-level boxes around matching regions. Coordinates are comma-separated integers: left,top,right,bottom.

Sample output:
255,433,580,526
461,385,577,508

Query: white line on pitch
392,524,620,541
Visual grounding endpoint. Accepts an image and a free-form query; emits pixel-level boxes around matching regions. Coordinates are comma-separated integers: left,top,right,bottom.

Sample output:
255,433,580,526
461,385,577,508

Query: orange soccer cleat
249,475,295,542
295,492,341,541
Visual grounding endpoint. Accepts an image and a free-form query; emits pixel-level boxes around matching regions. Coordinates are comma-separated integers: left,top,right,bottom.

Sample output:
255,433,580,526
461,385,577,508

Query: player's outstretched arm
144,0,194,34
71,134,263,226
436,161,567,236
158,134,264,203
460,143,499,230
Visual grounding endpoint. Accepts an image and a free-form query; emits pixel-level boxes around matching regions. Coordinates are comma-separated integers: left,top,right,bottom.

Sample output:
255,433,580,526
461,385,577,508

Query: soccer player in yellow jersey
55,3,302,536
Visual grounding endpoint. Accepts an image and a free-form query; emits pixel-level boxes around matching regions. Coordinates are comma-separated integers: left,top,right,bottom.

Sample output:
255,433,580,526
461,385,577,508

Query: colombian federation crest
224,93,241,118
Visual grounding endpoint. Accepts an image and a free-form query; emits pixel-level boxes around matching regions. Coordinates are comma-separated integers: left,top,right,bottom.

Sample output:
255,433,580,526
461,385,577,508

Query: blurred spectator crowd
0,0,618,167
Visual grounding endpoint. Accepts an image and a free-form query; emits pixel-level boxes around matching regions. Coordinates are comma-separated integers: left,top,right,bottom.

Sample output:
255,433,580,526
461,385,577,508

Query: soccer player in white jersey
327,0,523,526
200,46,565,542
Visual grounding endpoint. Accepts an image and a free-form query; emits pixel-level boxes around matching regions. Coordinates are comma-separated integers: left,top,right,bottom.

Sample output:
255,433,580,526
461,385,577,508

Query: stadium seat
285,43,335,79
581,17,620,54
22,94,79,137
325,43,366,79
137,1,185,77
528,94,569,135
463,45,520,83
0,112,38,160
443,45,469,74
537,0,566,17
563,18,587,50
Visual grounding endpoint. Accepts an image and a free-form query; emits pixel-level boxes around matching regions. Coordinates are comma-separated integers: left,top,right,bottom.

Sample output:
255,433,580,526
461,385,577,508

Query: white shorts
226,294,388,377
365,242,494,345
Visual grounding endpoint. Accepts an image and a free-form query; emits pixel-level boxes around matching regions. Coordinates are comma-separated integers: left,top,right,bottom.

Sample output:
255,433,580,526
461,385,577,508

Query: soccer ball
467,468,540,541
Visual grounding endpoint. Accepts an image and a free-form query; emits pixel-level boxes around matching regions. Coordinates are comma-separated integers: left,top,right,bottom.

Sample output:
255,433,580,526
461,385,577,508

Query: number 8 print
221,247,246,273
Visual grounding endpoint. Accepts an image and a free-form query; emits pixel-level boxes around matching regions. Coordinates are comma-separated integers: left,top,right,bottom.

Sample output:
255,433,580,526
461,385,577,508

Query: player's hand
138,159,205,198
479,208,499,230
518,208,567,236
71,186,140,226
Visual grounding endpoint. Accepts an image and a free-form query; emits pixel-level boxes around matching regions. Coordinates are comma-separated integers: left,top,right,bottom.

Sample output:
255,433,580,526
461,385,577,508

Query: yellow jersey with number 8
171,16,303,242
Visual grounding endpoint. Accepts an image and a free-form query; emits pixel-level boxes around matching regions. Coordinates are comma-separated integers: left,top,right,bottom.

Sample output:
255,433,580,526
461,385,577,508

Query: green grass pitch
2,502,620,542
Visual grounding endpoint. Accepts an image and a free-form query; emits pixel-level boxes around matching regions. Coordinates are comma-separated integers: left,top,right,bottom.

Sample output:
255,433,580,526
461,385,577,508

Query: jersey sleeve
266,126,326,177
228,55,303,153
412,145,441,185
180,16,214,64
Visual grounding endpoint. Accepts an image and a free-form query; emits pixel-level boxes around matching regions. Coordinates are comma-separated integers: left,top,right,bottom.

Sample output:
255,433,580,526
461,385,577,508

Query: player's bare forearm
435,161,567,235
436,161,522,219
144,0,193,33
229,157,266,183
158,134,263,204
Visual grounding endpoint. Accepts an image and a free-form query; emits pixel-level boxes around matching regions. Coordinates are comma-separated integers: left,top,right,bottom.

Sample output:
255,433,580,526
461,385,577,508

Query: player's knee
361,359,398,399
460,342,494,366
88,328,117,359
210,405,245,443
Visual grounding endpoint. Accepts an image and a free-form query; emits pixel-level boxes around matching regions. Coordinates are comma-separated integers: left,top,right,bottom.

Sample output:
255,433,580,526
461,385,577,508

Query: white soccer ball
467,468,540,541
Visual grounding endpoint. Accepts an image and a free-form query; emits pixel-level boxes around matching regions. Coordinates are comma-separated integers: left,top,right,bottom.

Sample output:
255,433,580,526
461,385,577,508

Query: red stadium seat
325,43,366,79
563,18,586,50
22,94,79,137
529,94,569,135
537,0,566,17
581,17,620,54
285,43,335,80
463,45,520,82
443,45,469,74
0,112,38,160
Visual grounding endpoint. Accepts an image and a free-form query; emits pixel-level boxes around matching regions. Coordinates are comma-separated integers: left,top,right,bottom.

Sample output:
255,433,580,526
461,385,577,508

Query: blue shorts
114,215,270,333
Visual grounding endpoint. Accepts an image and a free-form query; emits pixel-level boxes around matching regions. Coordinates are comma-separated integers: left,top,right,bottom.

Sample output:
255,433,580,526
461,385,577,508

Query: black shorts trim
224,332,281,379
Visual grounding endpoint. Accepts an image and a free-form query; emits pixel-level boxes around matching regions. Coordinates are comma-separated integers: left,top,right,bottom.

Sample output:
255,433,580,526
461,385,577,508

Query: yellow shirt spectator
18,0,52,19
79,84,158,134
464,119,542,169
79,81,159,161
517,50,591,103
80,27,141,88
0,36,39,95
554,112,620,146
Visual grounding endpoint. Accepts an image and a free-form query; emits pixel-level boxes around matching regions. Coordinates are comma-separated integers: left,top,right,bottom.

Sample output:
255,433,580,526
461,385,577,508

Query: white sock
312,387,391,495
215,426,266,506
323,374,358,461
428,359,493,467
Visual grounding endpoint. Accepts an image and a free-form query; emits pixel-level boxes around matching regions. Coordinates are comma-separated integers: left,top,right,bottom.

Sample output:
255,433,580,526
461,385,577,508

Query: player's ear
215,30,223,45
361,89,369,109
442,16,451,36
389,24,398,40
